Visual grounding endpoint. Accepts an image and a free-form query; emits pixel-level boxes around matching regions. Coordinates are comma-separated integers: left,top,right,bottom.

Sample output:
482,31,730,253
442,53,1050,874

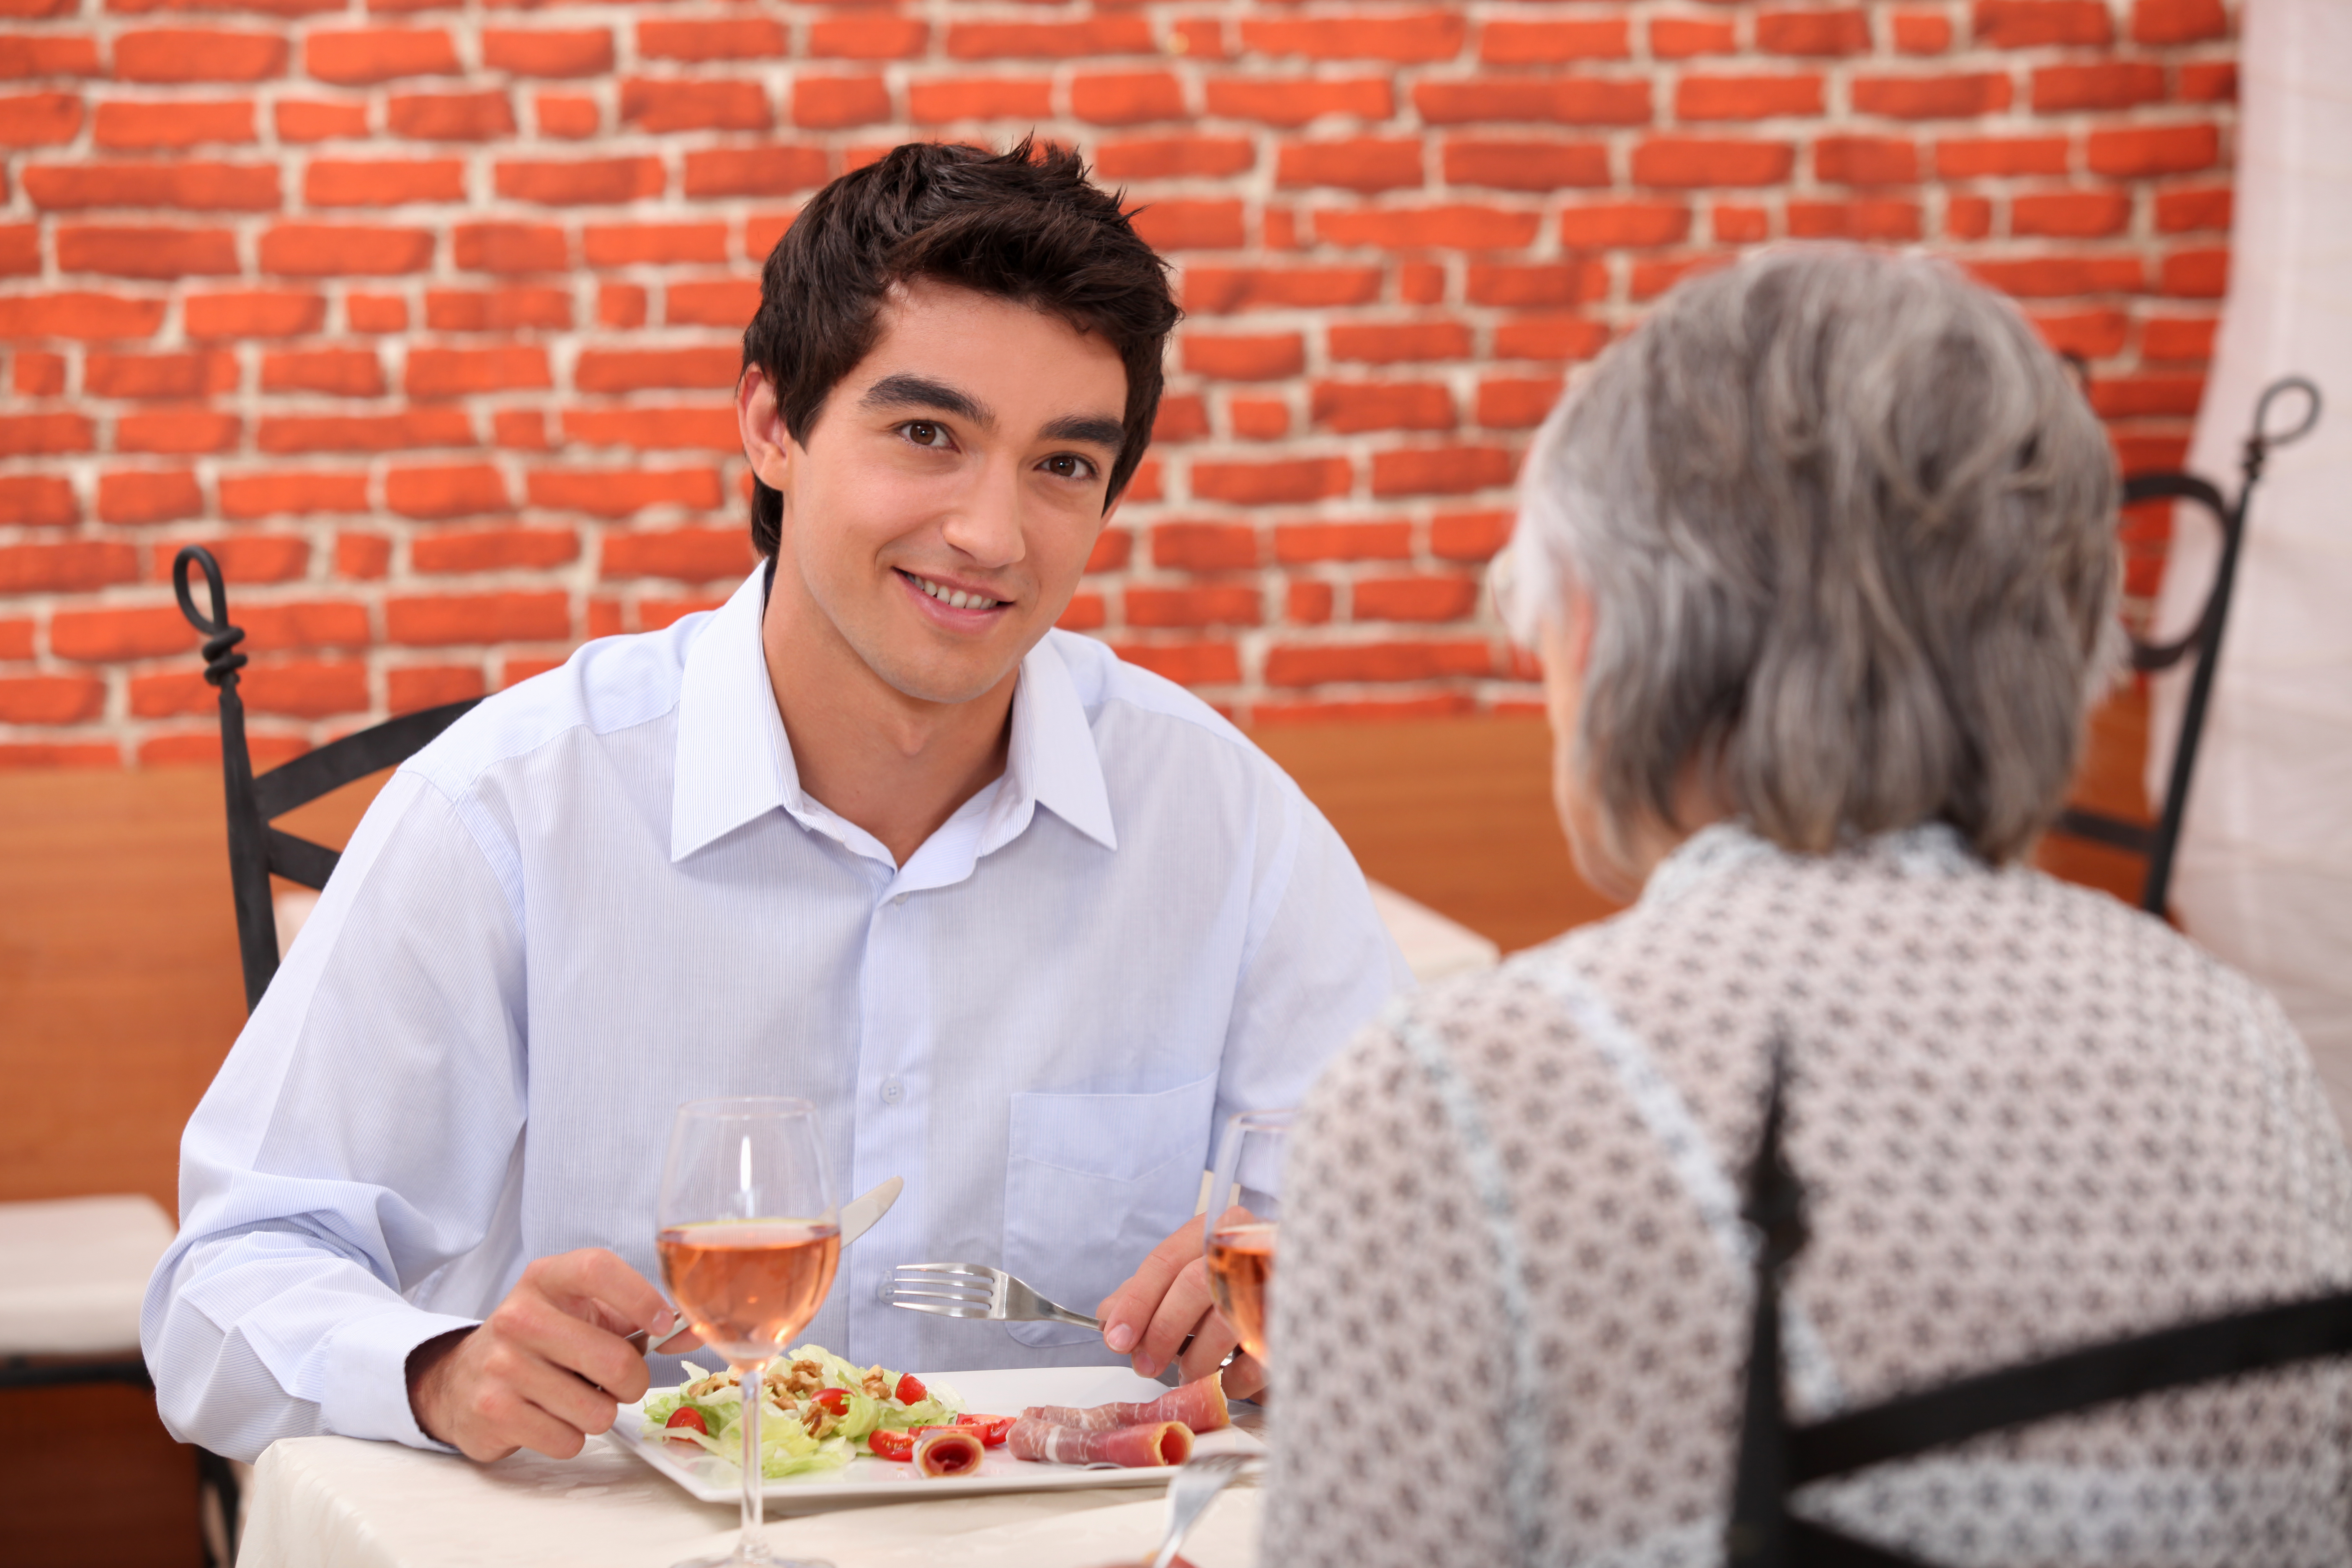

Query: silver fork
1145,1452,1256,1568
883,1261,1101,1328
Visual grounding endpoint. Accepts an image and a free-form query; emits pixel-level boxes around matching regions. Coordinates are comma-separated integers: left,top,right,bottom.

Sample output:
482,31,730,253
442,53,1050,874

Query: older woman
1257,248,2352,1566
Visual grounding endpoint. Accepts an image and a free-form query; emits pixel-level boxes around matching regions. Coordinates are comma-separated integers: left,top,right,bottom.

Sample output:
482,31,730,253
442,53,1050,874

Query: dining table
237,1426,1263,1568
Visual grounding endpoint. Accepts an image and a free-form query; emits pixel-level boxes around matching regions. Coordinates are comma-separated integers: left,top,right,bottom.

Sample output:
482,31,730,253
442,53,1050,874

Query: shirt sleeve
140,768,530,1462
1212,775,1415,1179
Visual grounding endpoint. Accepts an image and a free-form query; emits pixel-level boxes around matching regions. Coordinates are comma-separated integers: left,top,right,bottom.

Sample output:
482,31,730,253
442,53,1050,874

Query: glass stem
739,1362,766,1559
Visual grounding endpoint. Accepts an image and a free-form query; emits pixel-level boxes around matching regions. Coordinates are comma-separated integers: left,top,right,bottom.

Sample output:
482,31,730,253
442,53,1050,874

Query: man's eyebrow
858,373,991,426
1039,414,1126,449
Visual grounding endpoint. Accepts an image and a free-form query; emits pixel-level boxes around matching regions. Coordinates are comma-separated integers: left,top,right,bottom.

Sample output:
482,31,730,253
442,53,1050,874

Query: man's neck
759,567,1018,868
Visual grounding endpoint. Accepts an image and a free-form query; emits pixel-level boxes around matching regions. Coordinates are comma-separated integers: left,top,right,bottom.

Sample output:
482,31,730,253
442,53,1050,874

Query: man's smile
897,567,1011,612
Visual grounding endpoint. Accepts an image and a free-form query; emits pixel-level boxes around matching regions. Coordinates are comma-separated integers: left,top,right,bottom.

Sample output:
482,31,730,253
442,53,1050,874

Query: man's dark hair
741,139,1180,558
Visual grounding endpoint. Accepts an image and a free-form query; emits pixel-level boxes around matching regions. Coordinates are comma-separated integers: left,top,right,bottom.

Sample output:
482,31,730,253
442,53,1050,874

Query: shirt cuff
316,1304,482,1452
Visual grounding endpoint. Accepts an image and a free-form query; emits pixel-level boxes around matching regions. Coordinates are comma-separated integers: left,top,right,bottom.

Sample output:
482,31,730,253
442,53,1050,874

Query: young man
144,142,1408,1464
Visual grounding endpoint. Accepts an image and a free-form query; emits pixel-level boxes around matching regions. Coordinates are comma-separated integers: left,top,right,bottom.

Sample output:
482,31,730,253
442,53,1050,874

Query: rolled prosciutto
1008,1417,1194,1468
1019,1372,1230,1434
913,1427,987,1478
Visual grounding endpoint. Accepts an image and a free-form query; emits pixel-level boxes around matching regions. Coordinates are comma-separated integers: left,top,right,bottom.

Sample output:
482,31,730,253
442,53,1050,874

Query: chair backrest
173,545,483,1012
1723,1050,2352,1567
2051,374,2321,916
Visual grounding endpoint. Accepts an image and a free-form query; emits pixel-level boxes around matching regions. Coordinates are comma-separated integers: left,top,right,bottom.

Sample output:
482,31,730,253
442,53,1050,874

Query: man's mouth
899,570,1007,611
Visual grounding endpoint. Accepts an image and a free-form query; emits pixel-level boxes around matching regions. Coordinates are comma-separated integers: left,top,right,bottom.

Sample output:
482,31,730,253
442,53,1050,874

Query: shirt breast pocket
1001,1073,1219,1349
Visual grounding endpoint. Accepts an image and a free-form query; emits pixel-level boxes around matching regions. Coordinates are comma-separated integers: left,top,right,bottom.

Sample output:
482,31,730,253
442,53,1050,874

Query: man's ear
738,367,792,493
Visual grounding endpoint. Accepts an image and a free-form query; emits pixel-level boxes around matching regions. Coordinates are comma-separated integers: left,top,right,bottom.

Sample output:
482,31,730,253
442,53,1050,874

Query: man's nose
940,464,1026,569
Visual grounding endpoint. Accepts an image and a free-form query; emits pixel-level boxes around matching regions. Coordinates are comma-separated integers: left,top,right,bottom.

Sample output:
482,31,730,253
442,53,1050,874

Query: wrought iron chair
2048,374,2323,916
173,544,482,1010
1725,1049,2352,1566
124,545,484,1557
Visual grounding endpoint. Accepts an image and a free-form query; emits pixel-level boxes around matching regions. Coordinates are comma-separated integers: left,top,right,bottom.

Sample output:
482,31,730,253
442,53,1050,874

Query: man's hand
1095,1213,1266,1401
407,1248,694,1462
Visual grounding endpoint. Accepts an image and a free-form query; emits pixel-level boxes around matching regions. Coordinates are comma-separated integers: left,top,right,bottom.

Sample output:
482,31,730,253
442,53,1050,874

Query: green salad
641,1344,960,1479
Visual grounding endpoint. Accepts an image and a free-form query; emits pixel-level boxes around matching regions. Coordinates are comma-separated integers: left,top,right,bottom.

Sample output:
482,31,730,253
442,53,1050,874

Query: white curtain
2148,0,2352,1131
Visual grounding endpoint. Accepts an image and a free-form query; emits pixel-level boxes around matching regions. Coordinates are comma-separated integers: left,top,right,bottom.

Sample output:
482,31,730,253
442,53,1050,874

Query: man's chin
865,647,1026,709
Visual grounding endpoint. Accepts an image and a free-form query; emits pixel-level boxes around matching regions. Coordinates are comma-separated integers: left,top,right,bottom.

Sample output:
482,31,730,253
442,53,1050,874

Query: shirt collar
670,570,1118,864
671,567,799,863
998,632,1118,855
1638,818,1980,909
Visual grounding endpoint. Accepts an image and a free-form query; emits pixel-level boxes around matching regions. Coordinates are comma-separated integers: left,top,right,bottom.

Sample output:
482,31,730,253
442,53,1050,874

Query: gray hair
1506,245,2121,869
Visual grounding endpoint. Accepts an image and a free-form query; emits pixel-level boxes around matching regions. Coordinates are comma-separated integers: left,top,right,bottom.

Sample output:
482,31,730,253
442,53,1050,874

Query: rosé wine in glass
1204,1220,1277,1361
1203,1109,1292,1366
658,1098,838,1568
657,1222,841,1367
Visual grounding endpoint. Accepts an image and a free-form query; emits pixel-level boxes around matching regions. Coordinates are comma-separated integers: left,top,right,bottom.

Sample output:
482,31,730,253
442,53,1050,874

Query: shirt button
892,893,908,907
876,1278,893,1305
880,1075,904,1106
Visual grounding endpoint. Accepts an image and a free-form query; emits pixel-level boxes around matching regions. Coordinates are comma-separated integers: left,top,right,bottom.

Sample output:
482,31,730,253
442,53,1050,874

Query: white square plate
609,1364,1263,1504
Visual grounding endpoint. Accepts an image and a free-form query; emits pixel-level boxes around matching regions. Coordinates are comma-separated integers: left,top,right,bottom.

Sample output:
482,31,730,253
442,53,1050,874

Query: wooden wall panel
1254,715,1623,953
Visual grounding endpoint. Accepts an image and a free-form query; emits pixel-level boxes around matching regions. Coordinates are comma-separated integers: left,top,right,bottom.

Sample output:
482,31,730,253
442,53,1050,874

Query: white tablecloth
240,1434,1260,1568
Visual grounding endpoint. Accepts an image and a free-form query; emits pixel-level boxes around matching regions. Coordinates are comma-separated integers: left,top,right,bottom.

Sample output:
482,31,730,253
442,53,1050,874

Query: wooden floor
0,690,2152,1564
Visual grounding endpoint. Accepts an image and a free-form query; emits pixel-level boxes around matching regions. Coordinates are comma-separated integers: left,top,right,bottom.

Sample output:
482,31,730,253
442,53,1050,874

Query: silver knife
837,1175,904,1251
629,1175,903,1357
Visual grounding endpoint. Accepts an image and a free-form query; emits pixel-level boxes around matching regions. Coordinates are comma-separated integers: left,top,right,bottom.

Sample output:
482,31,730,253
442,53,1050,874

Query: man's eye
1041,454,1098,480
901,422,949,448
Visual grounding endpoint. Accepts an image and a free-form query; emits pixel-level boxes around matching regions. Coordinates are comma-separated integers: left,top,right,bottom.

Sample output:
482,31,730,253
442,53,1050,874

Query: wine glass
657,1097,840,1568
1202,1109,1292,1364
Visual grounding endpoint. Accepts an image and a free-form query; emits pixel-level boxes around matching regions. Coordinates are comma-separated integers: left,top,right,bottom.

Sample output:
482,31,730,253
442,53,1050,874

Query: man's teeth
908,573,1001,611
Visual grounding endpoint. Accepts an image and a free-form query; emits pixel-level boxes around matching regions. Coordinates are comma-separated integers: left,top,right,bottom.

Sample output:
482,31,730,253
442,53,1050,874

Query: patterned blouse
1261,824,2352,1567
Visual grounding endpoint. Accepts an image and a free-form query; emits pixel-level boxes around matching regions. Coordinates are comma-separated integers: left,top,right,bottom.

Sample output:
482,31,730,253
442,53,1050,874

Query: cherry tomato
812,1388,848,1416
663,1407,709,1440
893,1372,927,1406
955,1414,1014,1447
868,1428,914,1461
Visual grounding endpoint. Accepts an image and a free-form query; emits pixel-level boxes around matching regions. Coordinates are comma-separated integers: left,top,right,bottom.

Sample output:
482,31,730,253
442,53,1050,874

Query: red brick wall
0,0,2235,765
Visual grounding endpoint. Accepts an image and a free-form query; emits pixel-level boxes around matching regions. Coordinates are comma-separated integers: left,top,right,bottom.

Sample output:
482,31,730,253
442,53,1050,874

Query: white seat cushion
0,1194,177,1356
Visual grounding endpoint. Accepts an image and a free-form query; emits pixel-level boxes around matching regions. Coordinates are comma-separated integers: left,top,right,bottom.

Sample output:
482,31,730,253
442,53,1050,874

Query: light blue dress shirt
142,566,1410,1462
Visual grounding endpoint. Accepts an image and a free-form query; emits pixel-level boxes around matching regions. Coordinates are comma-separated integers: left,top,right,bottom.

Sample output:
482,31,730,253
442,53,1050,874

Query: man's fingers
1174,1312,1241,1386
1130,1256,1218,1380
1094,1215,1206,1355
469,1372,600,1462
510,1359,622,1447
427,1334,595,1462
486,1279,649,1404
466,1324,623,1442
1214,1349,1266,1402
650,1320,704,1354
412,1251,674,1464
529,1248,676,1338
